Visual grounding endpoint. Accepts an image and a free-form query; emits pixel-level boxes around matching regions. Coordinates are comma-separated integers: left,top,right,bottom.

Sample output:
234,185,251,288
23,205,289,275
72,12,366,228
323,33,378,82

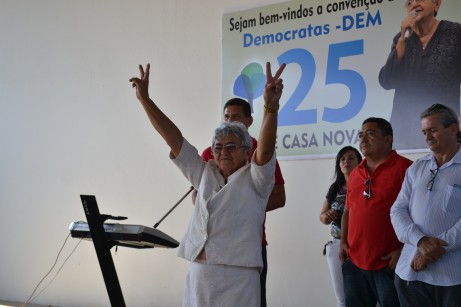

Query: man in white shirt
391,103,461,307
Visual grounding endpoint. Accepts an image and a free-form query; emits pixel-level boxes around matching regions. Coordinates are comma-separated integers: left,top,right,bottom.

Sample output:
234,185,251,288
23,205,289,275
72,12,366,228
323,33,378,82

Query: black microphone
153,186,194,228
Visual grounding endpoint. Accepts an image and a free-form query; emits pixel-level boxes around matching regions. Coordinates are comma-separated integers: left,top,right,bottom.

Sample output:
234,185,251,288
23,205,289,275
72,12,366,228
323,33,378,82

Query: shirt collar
358,150,400,171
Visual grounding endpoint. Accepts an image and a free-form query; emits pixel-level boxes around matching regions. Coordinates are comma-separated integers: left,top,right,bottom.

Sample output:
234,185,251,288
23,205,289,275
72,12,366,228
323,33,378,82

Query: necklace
420,20,439,50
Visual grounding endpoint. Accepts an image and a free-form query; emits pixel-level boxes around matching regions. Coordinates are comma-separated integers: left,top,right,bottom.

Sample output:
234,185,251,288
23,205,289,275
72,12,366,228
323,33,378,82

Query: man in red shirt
340,117,412,307
194,98,286,307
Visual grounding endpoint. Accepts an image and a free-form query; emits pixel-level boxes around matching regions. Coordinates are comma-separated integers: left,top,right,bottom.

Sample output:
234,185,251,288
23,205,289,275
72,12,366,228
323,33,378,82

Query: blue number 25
278,40,366,125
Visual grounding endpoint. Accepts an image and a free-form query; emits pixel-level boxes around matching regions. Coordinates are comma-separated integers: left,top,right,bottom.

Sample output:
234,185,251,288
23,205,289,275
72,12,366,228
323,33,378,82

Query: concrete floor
0,301,56,307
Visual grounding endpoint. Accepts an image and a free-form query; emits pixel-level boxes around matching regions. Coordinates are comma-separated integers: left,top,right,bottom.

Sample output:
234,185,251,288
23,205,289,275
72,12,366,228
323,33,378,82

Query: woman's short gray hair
211,122,252,151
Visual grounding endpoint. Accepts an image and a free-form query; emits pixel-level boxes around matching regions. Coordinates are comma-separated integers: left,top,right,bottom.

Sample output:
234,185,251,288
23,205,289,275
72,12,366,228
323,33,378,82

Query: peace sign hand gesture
264,62,286,111
129,63,151,103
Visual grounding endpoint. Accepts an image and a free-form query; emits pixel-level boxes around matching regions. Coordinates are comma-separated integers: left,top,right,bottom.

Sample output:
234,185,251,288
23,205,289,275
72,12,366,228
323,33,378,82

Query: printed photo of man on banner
222,0,461,159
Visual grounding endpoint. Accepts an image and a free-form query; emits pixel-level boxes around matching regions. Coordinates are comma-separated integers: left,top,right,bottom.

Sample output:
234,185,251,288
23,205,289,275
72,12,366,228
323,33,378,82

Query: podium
71,195,179,307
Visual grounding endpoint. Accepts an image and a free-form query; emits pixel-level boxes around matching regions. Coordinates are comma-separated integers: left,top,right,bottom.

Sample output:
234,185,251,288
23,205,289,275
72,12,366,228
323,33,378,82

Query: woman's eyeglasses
405,0,426,8
213,144,248,154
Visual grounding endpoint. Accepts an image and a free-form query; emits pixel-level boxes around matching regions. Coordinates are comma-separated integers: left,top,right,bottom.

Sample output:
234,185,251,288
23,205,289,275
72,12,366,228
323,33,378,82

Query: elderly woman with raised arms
129,62,285,307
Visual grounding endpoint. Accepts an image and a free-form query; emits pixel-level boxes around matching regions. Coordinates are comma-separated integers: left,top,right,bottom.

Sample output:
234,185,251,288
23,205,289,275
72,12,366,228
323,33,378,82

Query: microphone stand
154,186,194,228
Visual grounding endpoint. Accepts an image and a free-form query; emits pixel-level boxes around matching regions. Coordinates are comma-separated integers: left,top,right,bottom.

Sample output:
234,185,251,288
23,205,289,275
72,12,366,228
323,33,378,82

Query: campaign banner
222,0,461,159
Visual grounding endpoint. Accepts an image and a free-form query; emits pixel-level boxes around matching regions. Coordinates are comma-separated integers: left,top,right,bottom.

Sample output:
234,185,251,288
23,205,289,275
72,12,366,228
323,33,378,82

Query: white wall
0,1,434,306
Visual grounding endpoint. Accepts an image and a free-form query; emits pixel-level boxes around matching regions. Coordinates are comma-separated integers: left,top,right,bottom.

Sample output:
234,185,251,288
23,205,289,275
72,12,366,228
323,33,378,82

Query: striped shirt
391,147,461,286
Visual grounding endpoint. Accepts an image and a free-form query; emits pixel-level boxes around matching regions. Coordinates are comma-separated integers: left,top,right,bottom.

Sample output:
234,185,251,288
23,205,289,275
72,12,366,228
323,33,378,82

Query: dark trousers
260,245,267,307
342,259,400,307
395,274,461,307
